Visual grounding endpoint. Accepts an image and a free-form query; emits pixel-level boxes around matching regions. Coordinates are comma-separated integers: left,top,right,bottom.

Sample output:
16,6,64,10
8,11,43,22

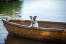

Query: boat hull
3,20,66,42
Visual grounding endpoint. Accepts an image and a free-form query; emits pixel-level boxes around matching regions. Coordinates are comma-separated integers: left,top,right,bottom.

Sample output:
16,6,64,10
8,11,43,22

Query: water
0,21,8,44
0,0,66,22
21,0,66,22
0,0,66,44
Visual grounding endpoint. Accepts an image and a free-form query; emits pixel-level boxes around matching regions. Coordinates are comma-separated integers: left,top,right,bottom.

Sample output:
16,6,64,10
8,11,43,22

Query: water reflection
0,1,22,19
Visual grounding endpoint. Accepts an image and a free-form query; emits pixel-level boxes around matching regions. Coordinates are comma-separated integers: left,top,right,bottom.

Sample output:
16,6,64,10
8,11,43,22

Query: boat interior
5,20,65,32
9,20,66,29
3,19,66,32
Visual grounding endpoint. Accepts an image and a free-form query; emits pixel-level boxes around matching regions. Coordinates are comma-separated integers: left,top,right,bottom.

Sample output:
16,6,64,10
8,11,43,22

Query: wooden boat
2,20,66,42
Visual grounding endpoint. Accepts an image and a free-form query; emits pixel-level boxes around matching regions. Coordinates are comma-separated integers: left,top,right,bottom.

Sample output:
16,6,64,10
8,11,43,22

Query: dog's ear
30,16,32,20
33,16,37,21
30,16,32,18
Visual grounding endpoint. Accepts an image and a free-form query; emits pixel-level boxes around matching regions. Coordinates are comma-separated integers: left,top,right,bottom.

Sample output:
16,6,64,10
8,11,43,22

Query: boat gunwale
10,20,66,24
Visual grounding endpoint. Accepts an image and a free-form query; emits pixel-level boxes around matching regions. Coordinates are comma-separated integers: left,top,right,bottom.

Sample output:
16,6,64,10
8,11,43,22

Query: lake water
0,0,66,44
21,0,66,22
0,0,66,22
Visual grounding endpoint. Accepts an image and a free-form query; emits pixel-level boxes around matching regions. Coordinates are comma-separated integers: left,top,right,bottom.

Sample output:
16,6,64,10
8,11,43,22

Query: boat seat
6,21,38,29
39,27,65,32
